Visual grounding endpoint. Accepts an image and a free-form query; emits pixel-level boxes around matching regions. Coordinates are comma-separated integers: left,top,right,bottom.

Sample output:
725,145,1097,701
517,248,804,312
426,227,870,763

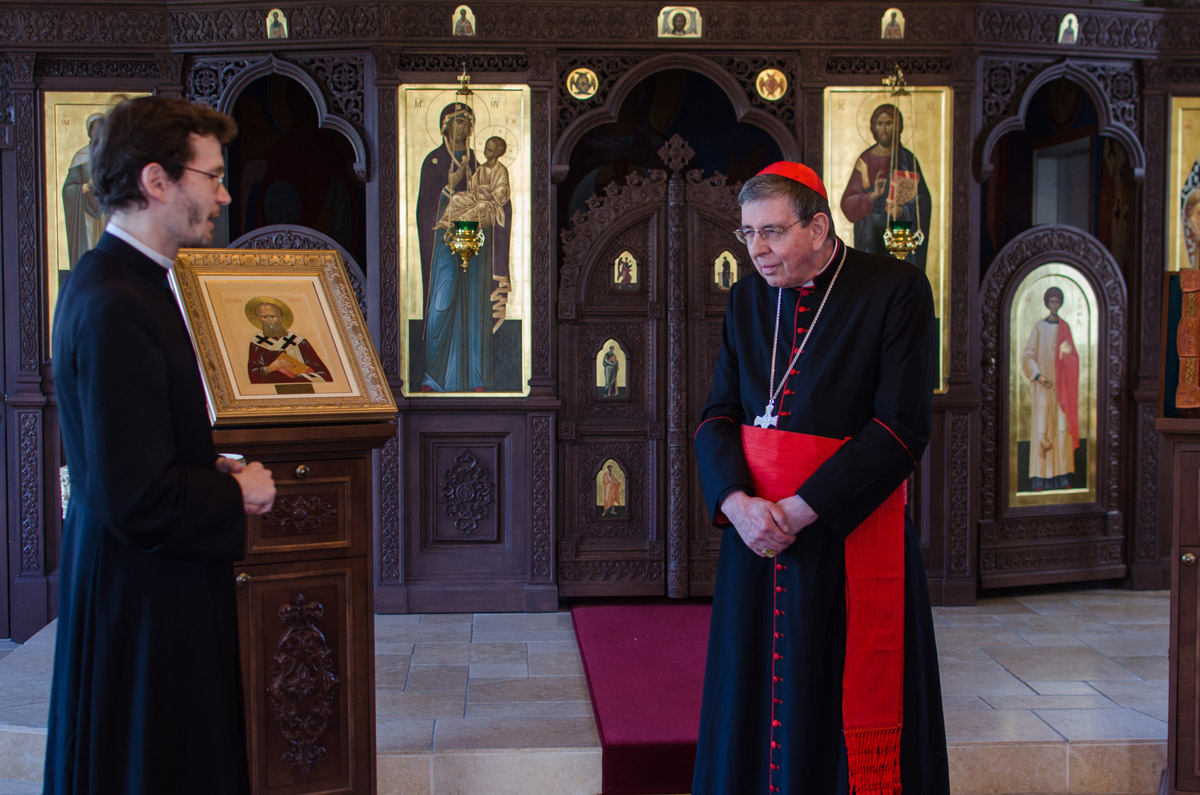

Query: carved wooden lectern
214,422,393,795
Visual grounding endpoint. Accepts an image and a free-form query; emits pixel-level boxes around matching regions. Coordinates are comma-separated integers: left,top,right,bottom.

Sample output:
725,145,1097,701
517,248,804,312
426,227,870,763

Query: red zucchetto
756,161,828,201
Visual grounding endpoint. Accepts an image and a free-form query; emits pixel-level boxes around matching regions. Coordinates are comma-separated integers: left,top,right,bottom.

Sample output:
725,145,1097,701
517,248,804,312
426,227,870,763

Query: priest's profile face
740,195,831,289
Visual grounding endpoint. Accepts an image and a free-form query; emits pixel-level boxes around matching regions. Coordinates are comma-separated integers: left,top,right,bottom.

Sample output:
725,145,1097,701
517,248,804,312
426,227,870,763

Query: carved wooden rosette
262,495,340,535
266,594,340,773
440,448,495,537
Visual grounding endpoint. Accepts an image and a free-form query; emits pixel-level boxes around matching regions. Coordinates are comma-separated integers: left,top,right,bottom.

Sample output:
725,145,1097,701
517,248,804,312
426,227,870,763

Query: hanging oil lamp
447,220,485,271
444,64,485,270
879,65,926,260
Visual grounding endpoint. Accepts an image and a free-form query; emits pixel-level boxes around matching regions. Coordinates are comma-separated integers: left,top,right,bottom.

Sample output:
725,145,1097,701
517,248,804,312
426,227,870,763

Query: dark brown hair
737,174,836,236
89,96,236,213
870,103,904,139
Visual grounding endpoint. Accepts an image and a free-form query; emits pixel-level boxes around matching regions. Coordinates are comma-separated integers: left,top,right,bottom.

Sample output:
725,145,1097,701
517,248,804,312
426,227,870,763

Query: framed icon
824,84,953,392
42,90,150,341
398,83,532,396
170,248,396,425
1007,263,1098,506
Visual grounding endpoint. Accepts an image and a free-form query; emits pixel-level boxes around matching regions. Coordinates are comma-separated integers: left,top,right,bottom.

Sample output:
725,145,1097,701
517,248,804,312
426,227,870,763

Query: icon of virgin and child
417,101,513,392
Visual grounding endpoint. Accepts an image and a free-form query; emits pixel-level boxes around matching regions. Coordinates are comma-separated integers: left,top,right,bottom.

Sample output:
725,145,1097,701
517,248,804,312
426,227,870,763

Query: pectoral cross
753,401,779,429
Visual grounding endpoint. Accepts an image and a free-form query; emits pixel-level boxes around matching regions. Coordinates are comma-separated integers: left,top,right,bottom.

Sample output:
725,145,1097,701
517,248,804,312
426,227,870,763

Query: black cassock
46,233,249,794
692,241,950,795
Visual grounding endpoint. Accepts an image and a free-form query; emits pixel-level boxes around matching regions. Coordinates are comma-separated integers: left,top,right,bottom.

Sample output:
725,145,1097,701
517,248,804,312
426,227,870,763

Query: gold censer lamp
445,220,485,271
883,221,925,260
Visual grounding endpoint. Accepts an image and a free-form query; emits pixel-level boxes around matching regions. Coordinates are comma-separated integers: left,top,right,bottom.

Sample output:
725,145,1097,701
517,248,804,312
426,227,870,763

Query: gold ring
762,548,775,558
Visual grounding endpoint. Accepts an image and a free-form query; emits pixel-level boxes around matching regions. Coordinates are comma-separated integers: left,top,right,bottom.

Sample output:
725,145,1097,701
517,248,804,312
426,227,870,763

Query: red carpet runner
571,601,710,795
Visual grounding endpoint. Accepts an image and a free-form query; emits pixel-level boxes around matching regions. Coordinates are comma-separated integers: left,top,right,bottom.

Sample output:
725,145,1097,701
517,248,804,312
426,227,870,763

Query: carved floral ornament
440,449,494,536
266,594,339,773
261,494,339,535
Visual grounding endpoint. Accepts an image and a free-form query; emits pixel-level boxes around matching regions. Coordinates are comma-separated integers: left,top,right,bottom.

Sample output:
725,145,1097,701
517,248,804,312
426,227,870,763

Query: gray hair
738,174,835,236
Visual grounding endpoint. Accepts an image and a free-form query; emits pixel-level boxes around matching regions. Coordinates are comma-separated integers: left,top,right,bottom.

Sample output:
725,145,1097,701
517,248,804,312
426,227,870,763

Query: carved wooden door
556,146,742,597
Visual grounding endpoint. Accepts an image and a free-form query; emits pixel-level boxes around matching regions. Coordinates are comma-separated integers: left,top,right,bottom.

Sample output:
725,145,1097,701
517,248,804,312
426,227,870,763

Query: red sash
741,424,905,795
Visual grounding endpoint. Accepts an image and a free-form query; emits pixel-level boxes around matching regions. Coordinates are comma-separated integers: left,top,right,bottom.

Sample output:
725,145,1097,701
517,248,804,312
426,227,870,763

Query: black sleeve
796,269,934,538
694,283,755,524
73,288,245,560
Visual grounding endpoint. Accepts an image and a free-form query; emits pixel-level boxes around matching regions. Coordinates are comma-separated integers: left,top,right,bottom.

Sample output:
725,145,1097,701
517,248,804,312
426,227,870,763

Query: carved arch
979,225,1128,524
230,224,366,317
551,53,799,177
976,61,1145,184
558,170,668,320
216,55,367,180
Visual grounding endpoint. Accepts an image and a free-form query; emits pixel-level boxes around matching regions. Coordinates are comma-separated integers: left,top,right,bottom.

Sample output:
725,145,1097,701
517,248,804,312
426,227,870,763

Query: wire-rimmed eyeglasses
182,166,226,187
732,218,802,245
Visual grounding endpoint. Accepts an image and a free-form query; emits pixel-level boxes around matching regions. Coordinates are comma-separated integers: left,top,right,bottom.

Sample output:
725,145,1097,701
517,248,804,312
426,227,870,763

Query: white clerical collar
106,222,175,270
800,237,841,289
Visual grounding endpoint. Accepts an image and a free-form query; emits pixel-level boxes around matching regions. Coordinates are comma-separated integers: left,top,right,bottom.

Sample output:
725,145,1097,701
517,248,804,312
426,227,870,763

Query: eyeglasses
733,218,802,245
182,166,226,186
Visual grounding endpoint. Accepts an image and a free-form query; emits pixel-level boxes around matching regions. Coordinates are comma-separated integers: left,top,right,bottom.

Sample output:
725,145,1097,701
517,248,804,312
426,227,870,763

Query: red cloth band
740,424,905,795
1055,319,1081,451
756,161,828,201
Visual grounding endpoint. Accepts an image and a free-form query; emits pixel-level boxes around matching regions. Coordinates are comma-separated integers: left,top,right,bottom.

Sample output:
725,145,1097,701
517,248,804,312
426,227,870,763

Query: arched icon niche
613,250,639,291
595,459,628,518
714,249,739,291
1007,262,1098,507
594,339,628,400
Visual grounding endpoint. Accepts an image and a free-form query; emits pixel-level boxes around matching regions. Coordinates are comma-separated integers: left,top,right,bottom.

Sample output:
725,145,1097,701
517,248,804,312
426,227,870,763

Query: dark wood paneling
979,226,1130,590
235,557,372,795
1164,434,1200,794
399,411,554,612
5,0,1192,639
217,421,387,795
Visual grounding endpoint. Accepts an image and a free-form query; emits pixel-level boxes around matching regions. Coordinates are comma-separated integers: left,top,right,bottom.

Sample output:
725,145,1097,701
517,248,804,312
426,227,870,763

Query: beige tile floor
0,587,1170,794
